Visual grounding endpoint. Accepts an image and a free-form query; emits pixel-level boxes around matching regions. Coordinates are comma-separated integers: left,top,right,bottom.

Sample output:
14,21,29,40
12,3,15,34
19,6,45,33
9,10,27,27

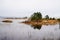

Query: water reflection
0,19,60,40
59,23,60,29
31,25,42,30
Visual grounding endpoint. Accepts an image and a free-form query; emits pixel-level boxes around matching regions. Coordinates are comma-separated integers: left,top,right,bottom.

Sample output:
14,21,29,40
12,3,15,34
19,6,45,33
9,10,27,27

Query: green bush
30,12,42,21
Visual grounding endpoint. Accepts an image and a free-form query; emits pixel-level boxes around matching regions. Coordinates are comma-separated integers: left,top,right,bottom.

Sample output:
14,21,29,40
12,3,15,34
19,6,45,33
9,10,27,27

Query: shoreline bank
22,20,59,25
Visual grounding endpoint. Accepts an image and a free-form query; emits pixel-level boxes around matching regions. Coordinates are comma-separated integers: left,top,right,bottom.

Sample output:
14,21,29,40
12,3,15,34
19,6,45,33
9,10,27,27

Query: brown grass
22,20,58,25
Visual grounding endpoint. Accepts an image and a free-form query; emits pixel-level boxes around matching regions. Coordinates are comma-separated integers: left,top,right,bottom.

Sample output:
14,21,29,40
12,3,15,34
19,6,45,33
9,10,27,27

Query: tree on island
49,17,56,20
30,12,42,21
45,15,49,19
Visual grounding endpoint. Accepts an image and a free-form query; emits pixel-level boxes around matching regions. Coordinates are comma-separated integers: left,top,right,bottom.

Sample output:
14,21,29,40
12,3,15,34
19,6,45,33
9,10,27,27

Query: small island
2,20,13,23
22,12,60,25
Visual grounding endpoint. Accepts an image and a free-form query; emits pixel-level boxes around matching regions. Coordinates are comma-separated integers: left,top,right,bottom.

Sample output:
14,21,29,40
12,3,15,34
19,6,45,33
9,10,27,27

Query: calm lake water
0,19,60,40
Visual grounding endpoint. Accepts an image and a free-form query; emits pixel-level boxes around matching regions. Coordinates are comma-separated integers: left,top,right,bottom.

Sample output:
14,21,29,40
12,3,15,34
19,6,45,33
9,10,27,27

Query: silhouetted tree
45,15,49,19
49,17,55,20
49,18,52,20
52,18,55,20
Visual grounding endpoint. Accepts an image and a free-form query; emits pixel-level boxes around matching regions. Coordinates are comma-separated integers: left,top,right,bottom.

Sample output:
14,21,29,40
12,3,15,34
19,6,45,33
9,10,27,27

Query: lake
0,19,60,40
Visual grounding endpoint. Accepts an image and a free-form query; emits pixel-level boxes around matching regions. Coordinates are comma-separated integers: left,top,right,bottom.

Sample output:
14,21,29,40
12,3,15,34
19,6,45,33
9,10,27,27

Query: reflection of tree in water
57,19,60,29
59,23,60,29
31,25,42,30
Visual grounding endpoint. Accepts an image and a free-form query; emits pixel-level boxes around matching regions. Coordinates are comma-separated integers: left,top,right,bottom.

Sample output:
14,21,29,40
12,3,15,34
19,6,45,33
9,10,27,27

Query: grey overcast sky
0,0,60,18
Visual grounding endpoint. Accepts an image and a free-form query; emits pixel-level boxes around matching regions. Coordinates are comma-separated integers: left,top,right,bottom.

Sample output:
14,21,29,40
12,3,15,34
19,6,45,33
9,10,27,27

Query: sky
0,0,60,18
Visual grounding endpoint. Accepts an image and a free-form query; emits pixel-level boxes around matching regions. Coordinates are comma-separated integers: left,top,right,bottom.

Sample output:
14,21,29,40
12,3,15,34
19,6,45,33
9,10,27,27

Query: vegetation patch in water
2,20,12,23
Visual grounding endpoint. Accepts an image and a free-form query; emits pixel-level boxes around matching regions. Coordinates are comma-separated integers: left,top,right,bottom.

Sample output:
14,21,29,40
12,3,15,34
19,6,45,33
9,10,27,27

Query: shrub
30,12,42,21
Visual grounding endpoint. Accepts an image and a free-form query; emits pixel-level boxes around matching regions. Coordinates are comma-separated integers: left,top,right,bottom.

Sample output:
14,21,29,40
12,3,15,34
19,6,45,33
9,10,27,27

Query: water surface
0,19,60,40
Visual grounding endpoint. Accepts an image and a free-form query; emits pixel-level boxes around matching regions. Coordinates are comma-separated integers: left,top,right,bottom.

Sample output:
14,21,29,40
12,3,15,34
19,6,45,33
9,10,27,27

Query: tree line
29,12,60,21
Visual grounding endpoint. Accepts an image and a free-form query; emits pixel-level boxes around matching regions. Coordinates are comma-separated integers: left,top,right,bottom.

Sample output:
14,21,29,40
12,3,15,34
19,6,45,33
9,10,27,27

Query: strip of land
22,20,59,25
